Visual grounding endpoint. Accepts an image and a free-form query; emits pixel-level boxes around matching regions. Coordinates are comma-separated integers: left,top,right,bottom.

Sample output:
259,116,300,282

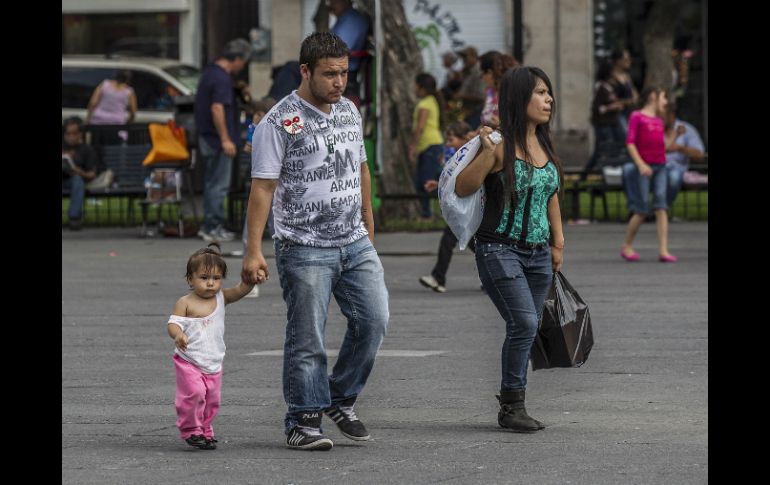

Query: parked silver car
62,55,200,123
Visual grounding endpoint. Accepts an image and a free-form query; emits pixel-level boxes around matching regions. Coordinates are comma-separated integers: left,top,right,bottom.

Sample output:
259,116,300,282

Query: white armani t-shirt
251,91,369,247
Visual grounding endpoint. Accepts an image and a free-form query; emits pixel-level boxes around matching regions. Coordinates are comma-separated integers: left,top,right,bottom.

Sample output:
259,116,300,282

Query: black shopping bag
531,272,594,370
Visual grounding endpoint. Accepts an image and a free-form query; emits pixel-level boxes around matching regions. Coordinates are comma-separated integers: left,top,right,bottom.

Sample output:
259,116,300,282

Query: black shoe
185,434,216,449
69,219,82,231
286,427,334,450
496,391,543,433
325,397,371,441
286,412,334,450
203,437,218,450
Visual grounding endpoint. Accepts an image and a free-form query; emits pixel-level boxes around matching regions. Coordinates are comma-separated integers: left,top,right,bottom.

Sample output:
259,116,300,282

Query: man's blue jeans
63,175,85,220
475,242,552,391
666,163,686,208
198,137,233,231
274,236,390,433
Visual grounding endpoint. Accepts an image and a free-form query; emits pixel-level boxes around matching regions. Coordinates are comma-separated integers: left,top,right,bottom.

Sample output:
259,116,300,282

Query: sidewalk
62,222,708,484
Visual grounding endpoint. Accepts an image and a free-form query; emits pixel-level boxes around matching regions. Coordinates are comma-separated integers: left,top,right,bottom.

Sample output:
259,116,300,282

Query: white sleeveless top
168,291,226,374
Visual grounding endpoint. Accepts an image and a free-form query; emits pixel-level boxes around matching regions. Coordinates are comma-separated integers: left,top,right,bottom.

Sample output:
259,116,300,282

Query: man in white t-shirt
241,31,389,451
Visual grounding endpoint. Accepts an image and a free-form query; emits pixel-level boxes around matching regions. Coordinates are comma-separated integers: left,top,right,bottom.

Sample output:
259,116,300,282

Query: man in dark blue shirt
194,38,251,242
330,0,369,103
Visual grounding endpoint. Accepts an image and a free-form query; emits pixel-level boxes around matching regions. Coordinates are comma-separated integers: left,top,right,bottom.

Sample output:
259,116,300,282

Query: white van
62,55,200,124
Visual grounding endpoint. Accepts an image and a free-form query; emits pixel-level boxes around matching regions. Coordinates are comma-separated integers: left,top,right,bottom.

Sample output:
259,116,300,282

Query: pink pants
173,354,222,440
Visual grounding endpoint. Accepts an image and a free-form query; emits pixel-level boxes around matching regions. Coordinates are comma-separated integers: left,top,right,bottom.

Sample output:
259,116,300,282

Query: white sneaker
418,275,446,293
197,227,215,242
212,225,235,242
245,286,260,298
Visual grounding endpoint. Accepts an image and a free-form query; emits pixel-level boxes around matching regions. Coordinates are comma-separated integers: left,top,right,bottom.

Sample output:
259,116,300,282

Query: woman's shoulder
418,95,438,108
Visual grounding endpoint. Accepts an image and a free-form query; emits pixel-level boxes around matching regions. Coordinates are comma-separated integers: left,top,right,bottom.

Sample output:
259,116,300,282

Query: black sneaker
185,434,215,449
286,411,334,450
286,427,333,450
203,437,218,450
325,398,371,441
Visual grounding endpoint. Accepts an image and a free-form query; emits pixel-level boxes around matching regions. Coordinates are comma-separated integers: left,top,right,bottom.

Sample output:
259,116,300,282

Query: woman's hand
637,162,652,177
408,143,417,162
551,247,563,273
478,126,497,152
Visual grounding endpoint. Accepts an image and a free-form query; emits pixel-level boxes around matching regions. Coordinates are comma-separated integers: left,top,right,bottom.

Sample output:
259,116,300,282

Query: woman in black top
583,58,626,174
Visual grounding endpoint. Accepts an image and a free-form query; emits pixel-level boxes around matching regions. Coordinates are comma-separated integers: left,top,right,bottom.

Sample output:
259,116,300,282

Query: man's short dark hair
222,38,252,61
299,32,350,73
63,116,83,133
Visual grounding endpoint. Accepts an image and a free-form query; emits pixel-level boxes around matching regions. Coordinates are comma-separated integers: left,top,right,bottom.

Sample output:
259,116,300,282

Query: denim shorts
622,162,668,215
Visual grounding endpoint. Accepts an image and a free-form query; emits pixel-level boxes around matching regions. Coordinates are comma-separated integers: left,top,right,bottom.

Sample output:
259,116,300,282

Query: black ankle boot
496,390,545,432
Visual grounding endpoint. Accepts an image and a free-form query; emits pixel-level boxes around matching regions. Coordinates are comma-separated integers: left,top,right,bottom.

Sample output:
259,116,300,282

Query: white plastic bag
438,136,485,250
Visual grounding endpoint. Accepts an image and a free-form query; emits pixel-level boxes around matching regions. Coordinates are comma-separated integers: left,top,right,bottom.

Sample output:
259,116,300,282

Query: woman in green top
409,72,446,219
456,66,565,433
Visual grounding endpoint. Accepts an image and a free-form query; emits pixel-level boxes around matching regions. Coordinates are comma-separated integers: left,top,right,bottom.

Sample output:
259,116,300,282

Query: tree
642,0,685,90
314,0,424,219
369,0,424,219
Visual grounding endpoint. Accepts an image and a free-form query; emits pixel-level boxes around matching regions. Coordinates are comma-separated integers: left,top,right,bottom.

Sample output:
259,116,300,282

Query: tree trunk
316,0,424,219
312,0,329,32
642,0,683,90
374,0,424,219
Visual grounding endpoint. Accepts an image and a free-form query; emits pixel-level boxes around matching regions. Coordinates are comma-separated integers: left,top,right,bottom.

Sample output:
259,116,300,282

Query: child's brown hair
444,121,473,140
185,242,227,280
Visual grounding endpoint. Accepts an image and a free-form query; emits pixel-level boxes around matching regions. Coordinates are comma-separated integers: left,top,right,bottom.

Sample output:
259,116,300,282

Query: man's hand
242,253,270,285
222,139,236,158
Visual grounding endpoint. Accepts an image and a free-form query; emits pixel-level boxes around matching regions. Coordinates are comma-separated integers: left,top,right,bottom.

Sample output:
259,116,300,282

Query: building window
62,13,180,59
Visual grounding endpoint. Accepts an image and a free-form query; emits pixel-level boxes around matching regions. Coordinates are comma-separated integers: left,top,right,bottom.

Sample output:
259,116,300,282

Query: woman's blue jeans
476,242,553,391
275,236,390,433
415,144,444,218
666,163,686,208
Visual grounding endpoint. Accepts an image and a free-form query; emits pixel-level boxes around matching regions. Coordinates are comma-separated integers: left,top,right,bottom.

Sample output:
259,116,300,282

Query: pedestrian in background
620,86,676,262
194,38,251,242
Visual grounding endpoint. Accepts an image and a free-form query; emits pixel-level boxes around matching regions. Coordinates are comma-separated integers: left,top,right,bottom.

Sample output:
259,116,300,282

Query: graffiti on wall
408,0,466,82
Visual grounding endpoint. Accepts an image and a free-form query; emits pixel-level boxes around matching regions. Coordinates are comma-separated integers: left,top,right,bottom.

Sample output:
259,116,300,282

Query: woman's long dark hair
497,66,563,213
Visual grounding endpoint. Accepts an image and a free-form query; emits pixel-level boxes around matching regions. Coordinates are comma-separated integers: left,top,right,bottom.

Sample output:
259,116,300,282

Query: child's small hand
255,268,268,283
424,180,438,192
174,333,188,351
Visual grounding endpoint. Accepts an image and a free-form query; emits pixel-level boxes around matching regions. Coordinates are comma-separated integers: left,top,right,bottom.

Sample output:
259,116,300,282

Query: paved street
62,222,708,484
